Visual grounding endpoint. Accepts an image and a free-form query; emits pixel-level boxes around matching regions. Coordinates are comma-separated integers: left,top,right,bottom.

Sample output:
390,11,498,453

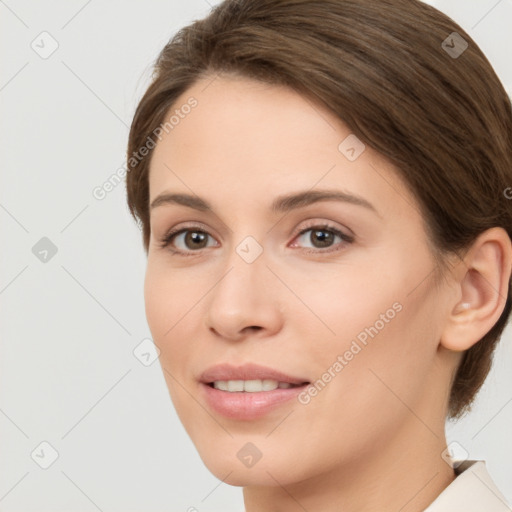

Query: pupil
188,231,206,248
313,229,332,247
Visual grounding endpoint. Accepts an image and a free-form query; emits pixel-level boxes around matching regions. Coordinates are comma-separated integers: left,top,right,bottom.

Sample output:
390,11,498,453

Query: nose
203,246,284,341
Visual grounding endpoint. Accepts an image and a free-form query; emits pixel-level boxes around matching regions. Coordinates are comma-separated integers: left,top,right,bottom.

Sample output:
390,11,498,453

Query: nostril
242,326,262,334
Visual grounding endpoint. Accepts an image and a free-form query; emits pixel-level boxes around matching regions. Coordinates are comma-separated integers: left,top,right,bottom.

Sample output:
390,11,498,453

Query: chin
202,458,289,487
194,440,313,488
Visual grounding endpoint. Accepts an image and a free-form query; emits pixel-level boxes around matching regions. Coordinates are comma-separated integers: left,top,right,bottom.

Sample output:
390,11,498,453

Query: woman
125,0,512,510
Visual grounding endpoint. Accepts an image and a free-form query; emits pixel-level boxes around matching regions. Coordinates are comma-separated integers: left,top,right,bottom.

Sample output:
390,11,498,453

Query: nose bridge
204,231,282,337
216,233,267,302
218,209,269,276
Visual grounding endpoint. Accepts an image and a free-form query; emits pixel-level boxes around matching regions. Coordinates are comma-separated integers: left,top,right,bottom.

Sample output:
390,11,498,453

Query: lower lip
201,382,308,420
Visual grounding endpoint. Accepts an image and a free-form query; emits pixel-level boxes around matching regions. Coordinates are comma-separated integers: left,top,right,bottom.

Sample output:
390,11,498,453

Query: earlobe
440,227,512,352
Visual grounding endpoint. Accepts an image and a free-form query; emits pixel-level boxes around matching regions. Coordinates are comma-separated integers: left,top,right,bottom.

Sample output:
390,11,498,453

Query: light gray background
1,1,511,510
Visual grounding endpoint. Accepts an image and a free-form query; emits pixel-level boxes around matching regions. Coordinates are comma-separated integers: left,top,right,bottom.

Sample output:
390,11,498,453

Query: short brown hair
125,0,512,419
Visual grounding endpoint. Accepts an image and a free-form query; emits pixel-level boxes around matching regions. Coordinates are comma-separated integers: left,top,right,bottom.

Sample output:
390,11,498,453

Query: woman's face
145,74,459,487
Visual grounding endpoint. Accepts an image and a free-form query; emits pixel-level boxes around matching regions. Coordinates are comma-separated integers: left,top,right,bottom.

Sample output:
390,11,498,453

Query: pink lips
199,362,310,421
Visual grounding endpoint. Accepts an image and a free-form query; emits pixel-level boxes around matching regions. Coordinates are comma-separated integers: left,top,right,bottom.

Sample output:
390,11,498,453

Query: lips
199,362,311,420
199,362,310,386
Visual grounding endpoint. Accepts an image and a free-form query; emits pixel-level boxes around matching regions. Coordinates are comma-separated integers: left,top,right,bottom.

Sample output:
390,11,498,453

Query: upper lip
199,363,309,385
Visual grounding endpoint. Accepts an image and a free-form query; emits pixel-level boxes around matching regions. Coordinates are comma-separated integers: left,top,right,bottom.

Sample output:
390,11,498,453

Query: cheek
143,264,201,423
328,290,437,415
144,265,170,343
287,300,436,474
143,263,194,391
294,254,438,415
143,261,213,403
143,260,204,340
277,254,404,348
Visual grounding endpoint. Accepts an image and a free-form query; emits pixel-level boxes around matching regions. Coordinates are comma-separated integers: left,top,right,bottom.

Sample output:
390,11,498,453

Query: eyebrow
150,188,380,216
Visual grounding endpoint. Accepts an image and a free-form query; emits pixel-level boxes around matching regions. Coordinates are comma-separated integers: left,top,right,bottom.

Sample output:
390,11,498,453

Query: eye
290,222,354,254
158,224,217,255
158,221,354,256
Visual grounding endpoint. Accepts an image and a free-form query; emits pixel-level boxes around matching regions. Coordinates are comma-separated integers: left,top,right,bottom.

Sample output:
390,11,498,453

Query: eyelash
158,221,355,257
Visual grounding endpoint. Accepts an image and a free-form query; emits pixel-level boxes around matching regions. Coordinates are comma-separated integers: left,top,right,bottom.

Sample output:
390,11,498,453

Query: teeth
212,379,299,392
227,380,244,392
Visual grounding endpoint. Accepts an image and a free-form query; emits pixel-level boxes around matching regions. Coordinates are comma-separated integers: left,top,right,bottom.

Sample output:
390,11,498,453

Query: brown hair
125,0,512,419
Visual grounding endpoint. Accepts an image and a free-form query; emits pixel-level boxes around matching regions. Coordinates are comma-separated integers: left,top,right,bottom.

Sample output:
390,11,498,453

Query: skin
144,73,511,511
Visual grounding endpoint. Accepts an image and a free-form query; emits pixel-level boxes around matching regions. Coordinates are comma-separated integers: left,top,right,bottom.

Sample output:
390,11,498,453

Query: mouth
200,379,311,420
198,362,311,420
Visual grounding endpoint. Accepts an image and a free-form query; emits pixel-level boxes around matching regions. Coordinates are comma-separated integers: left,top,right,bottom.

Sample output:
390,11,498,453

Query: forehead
152,74,344,165
147,74,415,222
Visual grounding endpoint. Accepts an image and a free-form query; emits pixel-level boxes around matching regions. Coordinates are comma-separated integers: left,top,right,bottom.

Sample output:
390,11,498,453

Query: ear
440,227,512,352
